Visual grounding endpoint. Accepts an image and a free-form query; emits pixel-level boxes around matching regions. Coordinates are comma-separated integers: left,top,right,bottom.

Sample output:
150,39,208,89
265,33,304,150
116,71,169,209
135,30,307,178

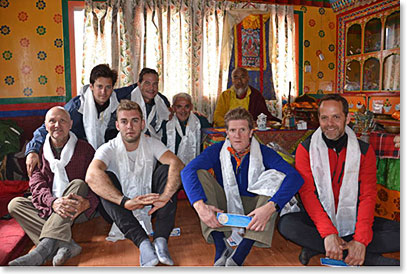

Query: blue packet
216,213,252,227
320,258,348,267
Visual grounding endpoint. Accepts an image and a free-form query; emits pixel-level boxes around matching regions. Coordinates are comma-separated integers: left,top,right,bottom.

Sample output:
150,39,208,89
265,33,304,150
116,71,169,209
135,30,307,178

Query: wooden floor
22,199,399,267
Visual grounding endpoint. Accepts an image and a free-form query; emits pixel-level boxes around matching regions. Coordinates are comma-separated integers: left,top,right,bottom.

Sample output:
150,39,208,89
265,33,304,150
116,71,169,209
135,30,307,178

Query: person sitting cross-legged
278,94,400,266
181,107,303,266
85,99,184,266
8,106,98,266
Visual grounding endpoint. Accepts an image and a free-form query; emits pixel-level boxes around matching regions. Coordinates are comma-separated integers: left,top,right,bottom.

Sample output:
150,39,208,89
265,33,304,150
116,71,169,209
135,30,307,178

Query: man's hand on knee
52,195,81,219
193,200,223,228
247,201,276,231
68,193,90,220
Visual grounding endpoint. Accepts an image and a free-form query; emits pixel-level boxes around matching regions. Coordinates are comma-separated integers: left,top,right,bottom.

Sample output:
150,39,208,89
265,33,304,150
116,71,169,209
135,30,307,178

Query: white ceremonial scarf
309,126,361,237
79,86,119,150
166,112,201,165
43,132,78,198
130,86,170,140
111,133,155,235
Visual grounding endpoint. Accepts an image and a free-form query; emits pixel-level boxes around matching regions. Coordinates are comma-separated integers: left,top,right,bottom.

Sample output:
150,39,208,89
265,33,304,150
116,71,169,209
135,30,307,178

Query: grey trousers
8,179,92,245
197,170,278,248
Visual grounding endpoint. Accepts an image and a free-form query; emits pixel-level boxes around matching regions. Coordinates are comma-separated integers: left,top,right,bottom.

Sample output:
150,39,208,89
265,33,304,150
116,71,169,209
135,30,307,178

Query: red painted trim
259,14,264,95
294,13,299,97
237,22,243,68
1,102,64,111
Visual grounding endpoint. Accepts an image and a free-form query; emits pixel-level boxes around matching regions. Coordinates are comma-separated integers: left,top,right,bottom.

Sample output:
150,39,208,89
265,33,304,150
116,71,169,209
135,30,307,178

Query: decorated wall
294,5,336,96
0,0,67,118
0,0,338,117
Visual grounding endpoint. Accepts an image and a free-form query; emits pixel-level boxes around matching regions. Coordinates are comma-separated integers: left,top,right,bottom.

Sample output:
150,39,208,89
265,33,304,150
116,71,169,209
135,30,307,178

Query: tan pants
197,170,278,248
8,179,92,245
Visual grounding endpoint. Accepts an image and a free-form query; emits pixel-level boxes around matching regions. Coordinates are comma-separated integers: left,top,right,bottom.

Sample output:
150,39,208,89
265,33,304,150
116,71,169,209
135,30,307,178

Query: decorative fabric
309,126,360,237
79,86,119,150
110,133,155,234
166,112,201,165
43,132,78,198
130,86,170,140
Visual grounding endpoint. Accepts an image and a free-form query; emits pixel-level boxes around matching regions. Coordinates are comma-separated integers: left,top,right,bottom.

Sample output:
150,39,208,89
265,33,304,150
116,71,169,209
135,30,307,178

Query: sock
228,238,254,266
9,238,57,266
139,239,159,267
52,239,82,266
153,237,174,265
211,231,226,263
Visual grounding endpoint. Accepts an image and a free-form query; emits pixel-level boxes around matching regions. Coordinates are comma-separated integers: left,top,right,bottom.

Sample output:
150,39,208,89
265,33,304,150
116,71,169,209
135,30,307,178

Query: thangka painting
234,14,267,71
230,14,275,99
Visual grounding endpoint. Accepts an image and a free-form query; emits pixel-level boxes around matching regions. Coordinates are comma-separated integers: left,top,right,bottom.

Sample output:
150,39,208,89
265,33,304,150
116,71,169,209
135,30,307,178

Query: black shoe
364,253,400,266
299,247,319,265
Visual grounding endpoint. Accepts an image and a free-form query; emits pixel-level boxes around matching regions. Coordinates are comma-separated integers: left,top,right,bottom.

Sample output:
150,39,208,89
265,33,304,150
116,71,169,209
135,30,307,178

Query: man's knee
8,196,27,216
68,179,89,195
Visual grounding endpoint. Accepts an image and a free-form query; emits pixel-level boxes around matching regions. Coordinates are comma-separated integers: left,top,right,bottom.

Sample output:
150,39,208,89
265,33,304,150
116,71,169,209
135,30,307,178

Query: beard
235,86,248,97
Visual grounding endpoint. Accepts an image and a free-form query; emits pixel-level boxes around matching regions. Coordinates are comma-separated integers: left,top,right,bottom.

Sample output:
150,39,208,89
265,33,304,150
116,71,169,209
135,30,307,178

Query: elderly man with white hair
161,92,211,165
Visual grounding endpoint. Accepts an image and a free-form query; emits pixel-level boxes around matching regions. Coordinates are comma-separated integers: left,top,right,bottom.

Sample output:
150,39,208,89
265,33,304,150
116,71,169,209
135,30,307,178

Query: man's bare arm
158,150,184,200
85,159,123,205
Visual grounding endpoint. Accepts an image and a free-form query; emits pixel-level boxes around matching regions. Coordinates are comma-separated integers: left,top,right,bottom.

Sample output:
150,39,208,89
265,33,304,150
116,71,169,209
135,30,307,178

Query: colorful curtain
82,0,296,121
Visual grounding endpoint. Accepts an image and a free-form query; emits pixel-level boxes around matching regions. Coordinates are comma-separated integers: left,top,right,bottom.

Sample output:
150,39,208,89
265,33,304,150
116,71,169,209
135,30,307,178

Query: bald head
45,106,73,147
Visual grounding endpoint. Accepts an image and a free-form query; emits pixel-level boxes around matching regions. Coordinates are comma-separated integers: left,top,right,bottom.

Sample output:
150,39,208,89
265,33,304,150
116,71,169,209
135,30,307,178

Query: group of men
7,64,399,267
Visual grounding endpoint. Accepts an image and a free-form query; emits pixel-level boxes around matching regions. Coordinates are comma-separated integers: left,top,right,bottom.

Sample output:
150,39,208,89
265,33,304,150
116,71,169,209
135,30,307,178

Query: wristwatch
120,196,130,208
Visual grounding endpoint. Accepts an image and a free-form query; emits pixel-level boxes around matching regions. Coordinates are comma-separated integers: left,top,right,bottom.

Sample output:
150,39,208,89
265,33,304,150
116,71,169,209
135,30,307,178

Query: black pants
100,164,177,247
277,211,400,255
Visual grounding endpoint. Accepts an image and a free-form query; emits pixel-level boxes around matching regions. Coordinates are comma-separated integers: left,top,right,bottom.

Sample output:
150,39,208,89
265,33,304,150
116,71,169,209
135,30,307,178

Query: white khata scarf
131,86,170,140
309,126,360,237
43,131,78,198
166,112,201,165
220,138,286,243
111,133,155,235
79,86,119,150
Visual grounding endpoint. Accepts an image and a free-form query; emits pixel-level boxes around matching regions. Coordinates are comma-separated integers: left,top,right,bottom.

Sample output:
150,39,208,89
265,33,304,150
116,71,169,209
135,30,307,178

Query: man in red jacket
277,94,399,266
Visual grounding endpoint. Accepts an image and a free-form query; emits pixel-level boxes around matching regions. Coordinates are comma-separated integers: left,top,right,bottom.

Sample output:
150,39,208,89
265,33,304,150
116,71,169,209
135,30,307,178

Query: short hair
318,94,349,117
138,68,159,83
116,99,143,120
172,92,192,106
232,67,249,77
89,64,118,87
224,107,254,130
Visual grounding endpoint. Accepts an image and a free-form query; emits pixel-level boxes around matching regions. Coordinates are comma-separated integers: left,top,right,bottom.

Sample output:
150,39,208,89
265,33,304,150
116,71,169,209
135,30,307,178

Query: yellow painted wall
0,0,66,100
295,5,337,96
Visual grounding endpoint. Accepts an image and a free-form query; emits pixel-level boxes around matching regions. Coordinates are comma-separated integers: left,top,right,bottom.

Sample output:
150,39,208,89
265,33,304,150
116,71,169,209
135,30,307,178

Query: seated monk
213,67,280,127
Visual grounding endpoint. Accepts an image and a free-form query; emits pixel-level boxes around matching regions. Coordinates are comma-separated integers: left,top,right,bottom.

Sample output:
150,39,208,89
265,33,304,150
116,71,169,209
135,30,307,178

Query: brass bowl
384,125,400,134
269,122,281,129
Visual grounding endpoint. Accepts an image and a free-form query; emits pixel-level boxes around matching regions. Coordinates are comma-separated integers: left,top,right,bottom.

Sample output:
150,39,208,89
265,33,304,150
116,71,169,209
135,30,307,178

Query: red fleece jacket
295,137,377,246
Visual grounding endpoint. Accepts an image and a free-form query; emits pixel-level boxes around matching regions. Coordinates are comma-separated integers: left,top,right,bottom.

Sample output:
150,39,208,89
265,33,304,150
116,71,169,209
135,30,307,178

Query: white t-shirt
94,135,169,179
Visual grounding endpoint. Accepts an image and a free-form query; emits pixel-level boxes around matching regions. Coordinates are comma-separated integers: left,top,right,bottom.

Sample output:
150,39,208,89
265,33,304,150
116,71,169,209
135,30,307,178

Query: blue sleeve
114,83,137,101
25,123,48,156
181,142,223,205
260,145,304,210
64,97,86,140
